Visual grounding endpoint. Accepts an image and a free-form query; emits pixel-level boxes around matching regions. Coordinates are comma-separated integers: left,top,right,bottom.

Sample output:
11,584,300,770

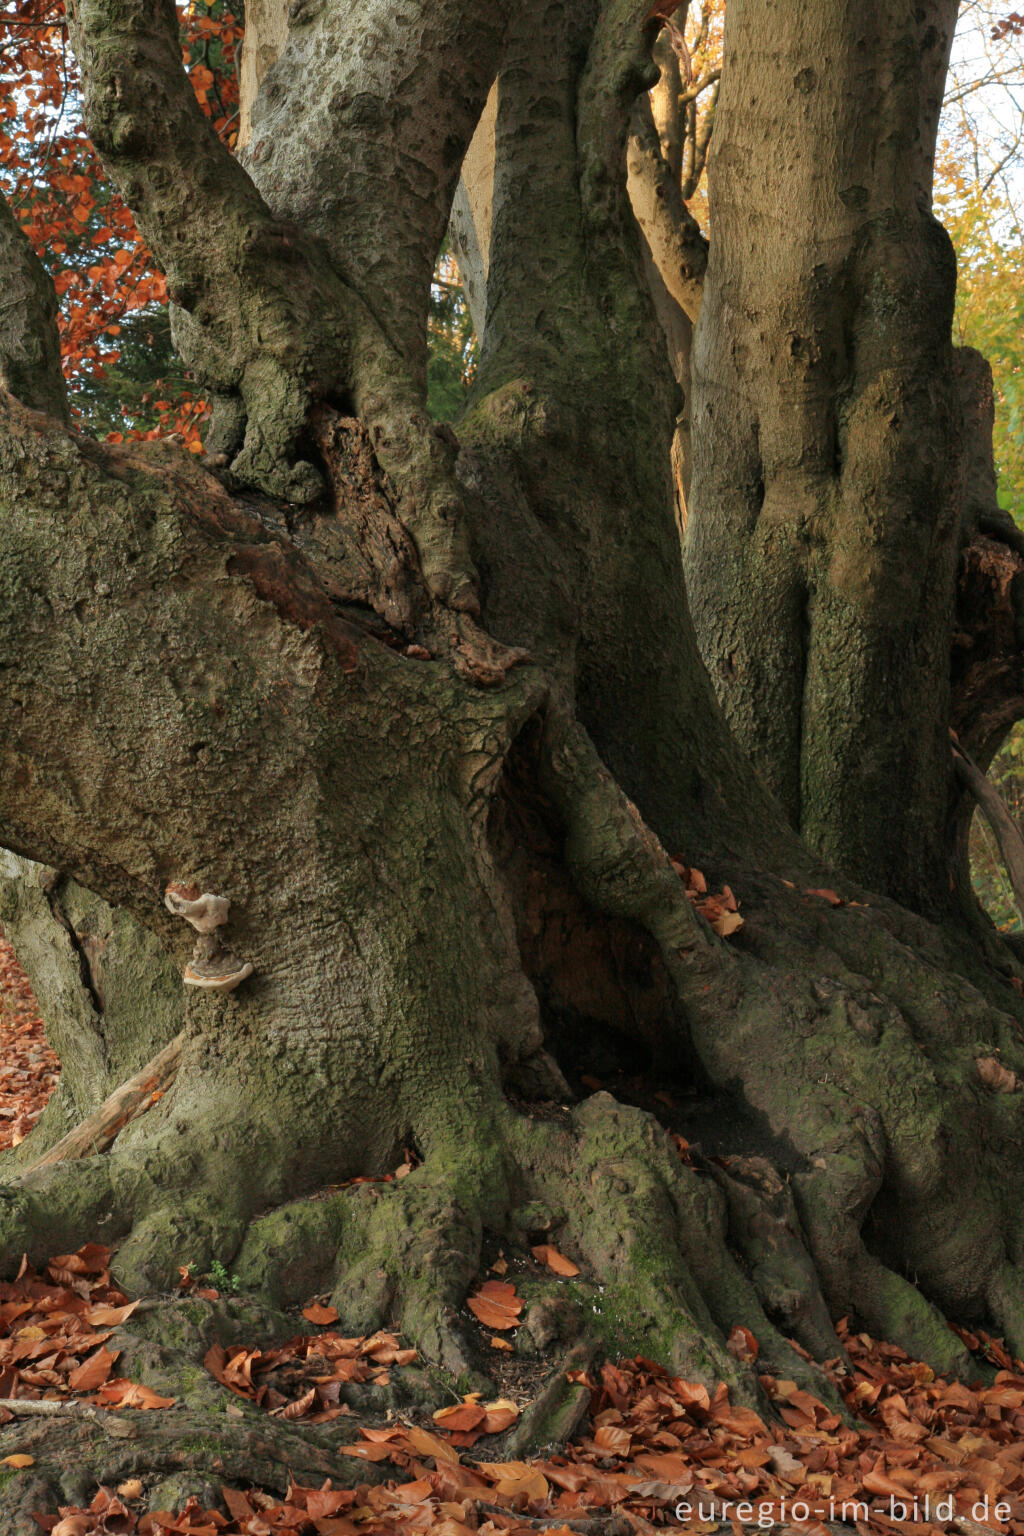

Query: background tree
4,0,1024,1514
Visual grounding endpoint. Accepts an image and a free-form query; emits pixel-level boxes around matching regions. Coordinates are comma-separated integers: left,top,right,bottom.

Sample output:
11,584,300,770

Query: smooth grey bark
686,0,962,914
241,0,510,391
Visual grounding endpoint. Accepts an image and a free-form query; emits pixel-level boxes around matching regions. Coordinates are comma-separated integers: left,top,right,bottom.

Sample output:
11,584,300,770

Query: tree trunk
4,0,1024,1514
686,0,961,914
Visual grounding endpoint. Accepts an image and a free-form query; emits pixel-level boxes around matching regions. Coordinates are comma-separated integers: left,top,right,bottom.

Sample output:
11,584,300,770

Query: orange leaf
68,1346,116,1391
726,1323,759,1362
467,1279,523,1331
302,1302,340,1326
433,1401,487,1431
531,1244,580,1277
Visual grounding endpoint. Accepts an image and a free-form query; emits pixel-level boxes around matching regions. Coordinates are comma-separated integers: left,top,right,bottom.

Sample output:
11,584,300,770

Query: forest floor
3,943,1024,1536
0,938,61,1151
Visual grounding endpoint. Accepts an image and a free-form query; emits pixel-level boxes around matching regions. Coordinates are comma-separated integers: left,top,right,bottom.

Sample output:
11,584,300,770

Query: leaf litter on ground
0,1244,172,1412
0,936,61,1149
11,959,1024,1536
33,1304,1024,1536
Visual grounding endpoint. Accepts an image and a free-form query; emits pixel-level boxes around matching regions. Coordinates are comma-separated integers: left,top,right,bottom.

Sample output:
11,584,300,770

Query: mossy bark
2,0,1024,1510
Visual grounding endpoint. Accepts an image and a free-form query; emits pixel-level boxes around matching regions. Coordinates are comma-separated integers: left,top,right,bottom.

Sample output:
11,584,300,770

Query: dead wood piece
17,1031,184,1177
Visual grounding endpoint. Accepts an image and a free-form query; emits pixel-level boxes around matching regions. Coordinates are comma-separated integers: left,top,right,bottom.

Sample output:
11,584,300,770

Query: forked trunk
3,0,1024,1519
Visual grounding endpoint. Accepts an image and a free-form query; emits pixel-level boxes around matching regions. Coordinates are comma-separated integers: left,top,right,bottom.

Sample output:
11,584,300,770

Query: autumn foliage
0,0,242,447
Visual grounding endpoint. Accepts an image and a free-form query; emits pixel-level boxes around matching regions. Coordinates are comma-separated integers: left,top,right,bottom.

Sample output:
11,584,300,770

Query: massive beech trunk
4,0,1024,1515
686,0,963,913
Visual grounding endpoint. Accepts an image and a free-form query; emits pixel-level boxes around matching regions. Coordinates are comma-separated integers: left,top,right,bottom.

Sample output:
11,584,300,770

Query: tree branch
241,0,510,390
66,0,358,502
953,736,1024,925
0,195,69,423
66,0,290,331
627,97,707,323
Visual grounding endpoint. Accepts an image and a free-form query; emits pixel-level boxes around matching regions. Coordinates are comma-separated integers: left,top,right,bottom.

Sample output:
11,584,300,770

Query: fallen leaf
51,1518,93,1536
481,1460,550,1500
726,1323,759,1362
710,909,744,937
1,1453,33,1467
531,1244,581,1277
805,887,844,905
467,1279,523,1330
767,1443,805,1480
977,1055,1018,1093
302,1301,340,1326
68,1345,116,1392
116,1479,144,1499
490,1336,513,1352
433,1400,487,1431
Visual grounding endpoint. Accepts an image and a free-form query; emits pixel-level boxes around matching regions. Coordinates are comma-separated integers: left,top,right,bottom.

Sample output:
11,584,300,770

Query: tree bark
686,0,961,914
4,0,1024,1510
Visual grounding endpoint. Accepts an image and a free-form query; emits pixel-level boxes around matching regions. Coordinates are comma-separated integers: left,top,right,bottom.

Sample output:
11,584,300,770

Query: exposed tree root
4,694,1024,1419
0,1401,387,1536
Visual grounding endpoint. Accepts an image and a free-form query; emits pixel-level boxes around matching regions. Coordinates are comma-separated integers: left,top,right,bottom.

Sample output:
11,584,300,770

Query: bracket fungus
164,883,255,994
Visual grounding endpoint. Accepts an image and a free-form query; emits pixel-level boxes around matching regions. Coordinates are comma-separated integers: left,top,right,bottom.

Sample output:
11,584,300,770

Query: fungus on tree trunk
164,885,254,993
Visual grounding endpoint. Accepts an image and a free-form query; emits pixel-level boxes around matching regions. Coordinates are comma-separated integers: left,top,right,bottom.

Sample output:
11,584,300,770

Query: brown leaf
481,1397,520,1434
433,1401,487,1432
531,1244,581,1277
0,1453,33,1467
276,1386,316,1419
483,1461,550,1501
767,1443,805,1481
594,1423,633,1455
51,1518,94,1536
726,1323,759,1362
302,1301,340,1326
977,1055,1018,1093
467,1279,523,1330
95,1378,175,1409
710,909,744,937
804,887,844,906
404,1425,462,1464
221,1487,257,1521
86,1301,138,1326
68,1346,115,1391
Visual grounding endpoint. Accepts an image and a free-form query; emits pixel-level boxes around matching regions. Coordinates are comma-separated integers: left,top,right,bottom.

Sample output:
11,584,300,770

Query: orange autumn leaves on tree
0,0,242,447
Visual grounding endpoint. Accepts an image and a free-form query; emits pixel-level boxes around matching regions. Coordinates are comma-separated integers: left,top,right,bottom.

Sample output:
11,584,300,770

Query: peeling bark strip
19,1032,183,1177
